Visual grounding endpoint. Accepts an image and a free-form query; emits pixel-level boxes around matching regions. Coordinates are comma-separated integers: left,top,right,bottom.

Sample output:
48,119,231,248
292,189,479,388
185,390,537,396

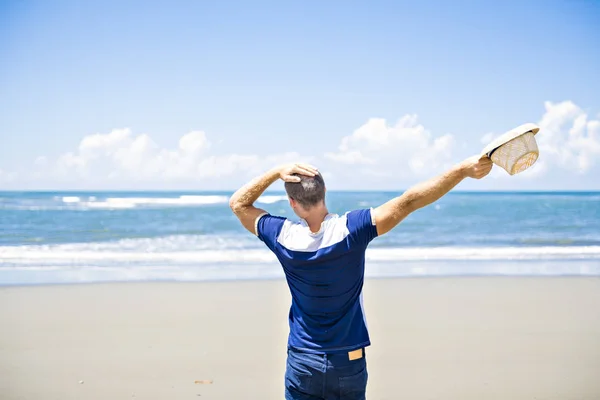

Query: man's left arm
229,163,318,235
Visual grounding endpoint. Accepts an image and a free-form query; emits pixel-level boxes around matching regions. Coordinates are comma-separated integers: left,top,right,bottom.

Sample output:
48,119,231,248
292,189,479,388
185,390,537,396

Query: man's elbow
229,197,242,214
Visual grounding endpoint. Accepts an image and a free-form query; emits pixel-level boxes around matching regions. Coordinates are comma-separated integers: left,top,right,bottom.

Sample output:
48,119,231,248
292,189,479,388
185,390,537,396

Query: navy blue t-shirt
256,209,378,354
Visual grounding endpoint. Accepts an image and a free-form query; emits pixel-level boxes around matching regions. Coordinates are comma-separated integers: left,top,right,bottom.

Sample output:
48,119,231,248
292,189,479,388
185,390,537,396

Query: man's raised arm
372,156,493,236
229,163,318,235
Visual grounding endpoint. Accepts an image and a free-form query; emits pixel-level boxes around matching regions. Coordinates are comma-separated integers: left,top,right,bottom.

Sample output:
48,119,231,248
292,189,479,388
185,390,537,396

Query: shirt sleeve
346,208,378,247
256,213,287,251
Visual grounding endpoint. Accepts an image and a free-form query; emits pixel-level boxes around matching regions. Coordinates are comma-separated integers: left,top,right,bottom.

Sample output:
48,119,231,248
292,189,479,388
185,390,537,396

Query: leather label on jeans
348,349,363,360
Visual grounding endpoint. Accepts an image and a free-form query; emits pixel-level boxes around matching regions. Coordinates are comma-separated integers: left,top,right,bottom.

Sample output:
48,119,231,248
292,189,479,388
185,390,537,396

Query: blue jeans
284,347,368,400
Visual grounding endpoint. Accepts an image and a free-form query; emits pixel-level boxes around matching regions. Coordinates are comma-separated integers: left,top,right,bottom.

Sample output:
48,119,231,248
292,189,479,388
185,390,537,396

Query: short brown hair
284,172,326,209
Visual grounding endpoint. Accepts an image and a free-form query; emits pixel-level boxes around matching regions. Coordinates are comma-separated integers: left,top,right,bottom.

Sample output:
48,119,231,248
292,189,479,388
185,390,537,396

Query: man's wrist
455,161,469,179
269,163,295,181
268,165,284,181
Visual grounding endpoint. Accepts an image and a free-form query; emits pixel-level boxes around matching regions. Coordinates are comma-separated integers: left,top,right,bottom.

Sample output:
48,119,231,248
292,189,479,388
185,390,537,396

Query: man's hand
460,155,493,179
278,163,319,182
229,162,318,236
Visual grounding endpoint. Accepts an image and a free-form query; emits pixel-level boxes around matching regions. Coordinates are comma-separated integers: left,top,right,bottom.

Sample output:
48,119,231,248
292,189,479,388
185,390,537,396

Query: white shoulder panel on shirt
277,214,350,252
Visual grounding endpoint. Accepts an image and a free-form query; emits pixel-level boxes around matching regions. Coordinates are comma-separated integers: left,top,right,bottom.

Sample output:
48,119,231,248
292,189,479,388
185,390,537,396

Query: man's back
257,208,378,353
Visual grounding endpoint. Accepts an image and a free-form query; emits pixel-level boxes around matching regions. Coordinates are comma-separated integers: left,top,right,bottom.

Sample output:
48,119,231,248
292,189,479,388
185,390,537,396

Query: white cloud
479,101,600,179
324,150,375,165
32,129,308,187
55,129,213,180
1,100,598,190
536,101,600,173
325,115,455,179
323,100,600,187
33,156,48,166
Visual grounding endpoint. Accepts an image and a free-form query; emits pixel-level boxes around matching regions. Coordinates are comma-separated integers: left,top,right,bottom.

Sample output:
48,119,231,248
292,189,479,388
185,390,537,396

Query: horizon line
1,189,599,194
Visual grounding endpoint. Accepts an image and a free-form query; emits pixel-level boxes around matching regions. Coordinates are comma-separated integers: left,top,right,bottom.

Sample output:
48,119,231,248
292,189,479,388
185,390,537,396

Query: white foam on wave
0,248,277,264
60,195,230,209
2,240,600,266
2,258,599,286
2,239,600,284
0,234,260,255
0,264,287,285
60,194,287,208
257,195,288,204
366,246,600,261
6,194,287,210
53,234,261,252
84,200,137,209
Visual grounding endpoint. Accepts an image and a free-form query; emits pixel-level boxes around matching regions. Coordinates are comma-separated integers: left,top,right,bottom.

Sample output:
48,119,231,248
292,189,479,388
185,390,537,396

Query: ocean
1,191,599,285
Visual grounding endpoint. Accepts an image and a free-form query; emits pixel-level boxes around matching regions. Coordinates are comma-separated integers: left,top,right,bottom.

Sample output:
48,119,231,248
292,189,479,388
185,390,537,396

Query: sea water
1,191,599,285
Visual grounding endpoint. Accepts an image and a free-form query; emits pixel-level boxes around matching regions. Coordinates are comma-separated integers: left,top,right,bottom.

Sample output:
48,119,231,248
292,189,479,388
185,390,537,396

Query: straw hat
481,123,541,175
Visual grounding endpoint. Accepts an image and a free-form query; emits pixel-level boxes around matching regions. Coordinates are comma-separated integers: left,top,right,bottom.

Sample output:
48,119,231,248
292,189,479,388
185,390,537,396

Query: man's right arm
372,155,493,236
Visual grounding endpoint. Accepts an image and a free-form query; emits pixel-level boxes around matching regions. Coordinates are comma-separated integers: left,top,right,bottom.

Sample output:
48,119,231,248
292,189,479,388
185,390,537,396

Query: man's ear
289,197,296,207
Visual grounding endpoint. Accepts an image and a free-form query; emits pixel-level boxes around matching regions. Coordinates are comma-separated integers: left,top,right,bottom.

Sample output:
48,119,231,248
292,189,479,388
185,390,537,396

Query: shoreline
2,258,600,287
1,273,599,288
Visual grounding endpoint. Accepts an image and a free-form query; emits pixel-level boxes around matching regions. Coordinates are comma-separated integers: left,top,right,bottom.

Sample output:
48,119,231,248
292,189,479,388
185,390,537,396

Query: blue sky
1,0,599,191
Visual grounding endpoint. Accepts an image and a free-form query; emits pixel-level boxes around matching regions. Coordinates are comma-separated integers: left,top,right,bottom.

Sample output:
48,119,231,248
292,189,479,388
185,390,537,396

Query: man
229,155,493,399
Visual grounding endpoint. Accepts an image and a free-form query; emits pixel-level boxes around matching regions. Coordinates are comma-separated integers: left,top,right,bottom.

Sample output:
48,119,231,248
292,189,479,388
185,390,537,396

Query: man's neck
304,207,330,234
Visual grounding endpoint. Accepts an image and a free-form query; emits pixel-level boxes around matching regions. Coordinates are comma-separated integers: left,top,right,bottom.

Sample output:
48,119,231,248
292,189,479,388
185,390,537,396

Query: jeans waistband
288,346,365,361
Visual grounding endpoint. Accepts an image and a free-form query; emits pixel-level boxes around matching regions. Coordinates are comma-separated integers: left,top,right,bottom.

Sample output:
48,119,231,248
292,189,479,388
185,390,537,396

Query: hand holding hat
461,156,494,179
481,123,541,175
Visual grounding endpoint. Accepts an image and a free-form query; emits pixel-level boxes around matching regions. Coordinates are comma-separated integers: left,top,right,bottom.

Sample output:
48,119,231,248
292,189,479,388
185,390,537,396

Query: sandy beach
1,277,599,399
